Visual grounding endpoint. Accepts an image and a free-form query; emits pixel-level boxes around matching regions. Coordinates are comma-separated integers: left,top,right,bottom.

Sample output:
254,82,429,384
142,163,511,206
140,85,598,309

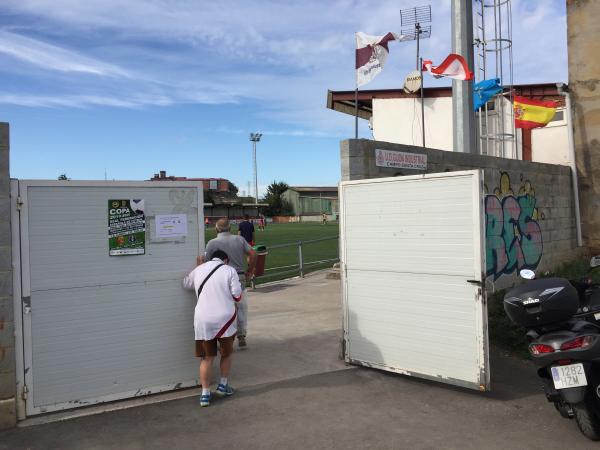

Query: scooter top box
504,277,579,328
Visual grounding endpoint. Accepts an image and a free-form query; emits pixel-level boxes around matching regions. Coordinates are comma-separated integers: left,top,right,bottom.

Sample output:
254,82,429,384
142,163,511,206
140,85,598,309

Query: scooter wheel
573,397,600,441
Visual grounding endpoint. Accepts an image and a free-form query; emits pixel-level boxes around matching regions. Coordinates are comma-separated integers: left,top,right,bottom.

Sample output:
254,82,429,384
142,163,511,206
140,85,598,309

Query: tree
263,180,293,216
227,181,239,195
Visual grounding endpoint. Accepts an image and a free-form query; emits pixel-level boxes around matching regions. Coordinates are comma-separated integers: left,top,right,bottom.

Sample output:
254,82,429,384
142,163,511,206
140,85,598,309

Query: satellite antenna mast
400,5,432,147
400,5,432,70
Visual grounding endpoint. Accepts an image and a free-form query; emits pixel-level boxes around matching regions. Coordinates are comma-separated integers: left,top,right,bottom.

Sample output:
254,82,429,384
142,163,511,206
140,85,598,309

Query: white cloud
0,0,568,134
0,30,131,77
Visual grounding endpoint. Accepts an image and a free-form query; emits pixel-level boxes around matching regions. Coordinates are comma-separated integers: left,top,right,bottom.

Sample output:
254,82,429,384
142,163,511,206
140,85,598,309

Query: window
550,110,564,122
544,108,566,128
209,180,218,190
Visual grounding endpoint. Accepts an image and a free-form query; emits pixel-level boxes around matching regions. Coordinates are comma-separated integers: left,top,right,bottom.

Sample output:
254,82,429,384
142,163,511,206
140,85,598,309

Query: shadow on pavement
251,283,293,294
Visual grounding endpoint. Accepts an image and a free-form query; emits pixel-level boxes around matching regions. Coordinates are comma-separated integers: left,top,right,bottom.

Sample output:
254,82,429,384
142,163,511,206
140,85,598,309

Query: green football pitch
204,221,339,283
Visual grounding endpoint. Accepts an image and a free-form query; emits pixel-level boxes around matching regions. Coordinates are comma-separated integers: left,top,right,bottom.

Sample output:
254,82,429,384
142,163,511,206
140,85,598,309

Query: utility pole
249,133,262,205
451,0,476,153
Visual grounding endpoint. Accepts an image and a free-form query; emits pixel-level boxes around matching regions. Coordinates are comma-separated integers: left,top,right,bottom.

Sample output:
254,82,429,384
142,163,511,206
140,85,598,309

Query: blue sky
0,0,567,196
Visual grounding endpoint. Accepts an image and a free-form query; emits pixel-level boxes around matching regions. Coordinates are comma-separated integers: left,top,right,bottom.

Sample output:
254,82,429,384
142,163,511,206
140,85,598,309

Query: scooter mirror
590,256,600,268
520,269,536,280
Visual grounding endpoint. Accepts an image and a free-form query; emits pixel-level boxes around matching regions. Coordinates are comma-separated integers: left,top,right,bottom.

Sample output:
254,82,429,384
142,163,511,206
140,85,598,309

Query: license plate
551,363,588,389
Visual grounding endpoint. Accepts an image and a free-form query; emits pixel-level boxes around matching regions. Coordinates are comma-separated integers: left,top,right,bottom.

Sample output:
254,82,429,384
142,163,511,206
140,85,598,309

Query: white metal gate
11,180,205,416
340,170,489,391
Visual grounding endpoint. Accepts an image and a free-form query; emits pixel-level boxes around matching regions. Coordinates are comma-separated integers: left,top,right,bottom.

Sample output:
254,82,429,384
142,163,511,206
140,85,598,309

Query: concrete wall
567,0,600,252
373,97,454,151
341,139,581,289
0,123,15,428
531,114,570,165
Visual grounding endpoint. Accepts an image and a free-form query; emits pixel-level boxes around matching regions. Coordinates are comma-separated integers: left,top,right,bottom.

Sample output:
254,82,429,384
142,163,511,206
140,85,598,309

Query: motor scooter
503,257,600,440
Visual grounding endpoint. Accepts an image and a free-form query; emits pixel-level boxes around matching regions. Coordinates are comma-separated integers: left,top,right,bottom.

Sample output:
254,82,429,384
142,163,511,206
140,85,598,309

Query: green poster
108,199,146,256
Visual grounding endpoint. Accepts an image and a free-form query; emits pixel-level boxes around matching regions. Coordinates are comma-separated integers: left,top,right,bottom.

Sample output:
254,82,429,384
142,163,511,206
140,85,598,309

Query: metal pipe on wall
420,57,426,148
558,83,583,247
451,0,477,153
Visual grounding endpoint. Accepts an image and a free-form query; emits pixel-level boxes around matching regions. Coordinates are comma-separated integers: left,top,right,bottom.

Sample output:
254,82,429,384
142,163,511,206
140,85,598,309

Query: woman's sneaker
215,384,234,396
199,393,211,407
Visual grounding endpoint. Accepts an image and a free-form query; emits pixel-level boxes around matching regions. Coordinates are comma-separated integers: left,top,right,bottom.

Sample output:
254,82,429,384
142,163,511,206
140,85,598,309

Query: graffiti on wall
485,172,544,280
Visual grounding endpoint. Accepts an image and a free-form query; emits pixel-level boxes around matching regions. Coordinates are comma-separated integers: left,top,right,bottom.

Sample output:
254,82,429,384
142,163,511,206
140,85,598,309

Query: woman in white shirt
183,250,242,407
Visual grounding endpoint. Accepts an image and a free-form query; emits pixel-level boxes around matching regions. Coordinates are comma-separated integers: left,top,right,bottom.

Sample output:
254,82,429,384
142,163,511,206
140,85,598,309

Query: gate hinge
22,296,31,314
21,384,29,400
16,196,24,210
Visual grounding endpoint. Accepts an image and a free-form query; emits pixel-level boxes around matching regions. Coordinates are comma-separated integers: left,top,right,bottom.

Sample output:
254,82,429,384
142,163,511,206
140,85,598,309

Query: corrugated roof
327,82,567,120
289,186,338,192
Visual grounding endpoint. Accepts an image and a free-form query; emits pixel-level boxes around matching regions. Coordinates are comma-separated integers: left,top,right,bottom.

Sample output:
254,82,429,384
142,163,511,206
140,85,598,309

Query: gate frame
11,179,205,419
339,170,490,391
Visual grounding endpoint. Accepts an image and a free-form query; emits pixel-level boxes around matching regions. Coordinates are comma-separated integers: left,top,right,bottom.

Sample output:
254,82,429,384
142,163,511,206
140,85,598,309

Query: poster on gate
108,199,146,256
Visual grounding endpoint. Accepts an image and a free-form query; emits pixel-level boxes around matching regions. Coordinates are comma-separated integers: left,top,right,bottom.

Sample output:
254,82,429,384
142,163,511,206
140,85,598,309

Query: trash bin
253,244,268,277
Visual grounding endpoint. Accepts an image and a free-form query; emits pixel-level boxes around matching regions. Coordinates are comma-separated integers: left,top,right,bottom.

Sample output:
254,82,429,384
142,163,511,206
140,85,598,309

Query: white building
327,83,569,166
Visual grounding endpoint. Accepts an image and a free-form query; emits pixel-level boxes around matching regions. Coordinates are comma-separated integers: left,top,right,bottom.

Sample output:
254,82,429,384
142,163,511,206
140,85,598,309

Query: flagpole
420,57,425,147
354,87,358,139
354,32,358,139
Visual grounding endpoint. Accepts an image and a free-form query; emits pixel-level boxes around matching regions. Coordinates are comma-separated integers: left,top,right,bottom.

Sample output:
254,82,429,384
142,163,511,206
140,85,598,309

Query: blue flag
473,78,502,111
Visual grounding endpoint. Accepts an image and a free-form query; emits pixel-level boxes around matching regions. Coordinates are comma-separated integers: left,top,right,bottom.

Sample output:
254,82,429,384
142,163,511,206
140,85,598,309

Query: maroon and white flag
422,53,474,80
356,32,408,87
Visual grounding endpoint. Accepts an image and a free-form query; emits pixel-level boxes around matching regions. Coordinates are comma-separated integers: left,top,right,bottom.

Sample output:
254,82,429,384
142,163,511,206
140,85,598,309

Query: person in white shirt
183,250,242,407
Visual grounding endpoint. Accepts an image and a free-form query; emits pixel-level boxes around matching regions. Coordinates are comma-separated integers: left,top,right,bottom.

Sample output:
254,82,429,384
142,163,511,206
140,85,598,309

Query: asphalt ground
0,272,596,449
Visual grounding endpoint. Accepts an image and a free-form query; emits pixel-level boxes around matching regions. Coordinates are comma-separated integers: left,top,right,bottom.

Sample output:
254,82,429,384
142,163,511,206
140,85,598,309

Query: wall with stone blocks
0,122,15,429
341,139,582,290
567,0,600,252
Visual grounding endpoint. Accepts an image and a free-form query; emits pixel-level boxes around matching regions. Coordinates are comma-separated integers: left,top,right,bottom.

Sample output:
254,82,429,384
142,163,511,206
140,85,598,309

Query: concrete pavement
0,272,596,449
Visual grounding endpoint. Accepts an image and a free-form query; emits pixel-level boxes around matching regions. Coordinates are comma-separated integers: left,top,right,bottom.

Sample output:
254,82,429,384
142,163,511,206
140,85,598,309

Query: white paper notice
156,214,188,238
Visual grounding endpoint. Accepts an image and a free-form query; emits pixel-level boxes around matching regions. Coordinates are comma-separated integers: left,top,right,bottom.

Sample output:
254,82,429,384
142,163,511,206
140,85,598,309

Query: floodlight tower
400,5,432,147
249,133,262,206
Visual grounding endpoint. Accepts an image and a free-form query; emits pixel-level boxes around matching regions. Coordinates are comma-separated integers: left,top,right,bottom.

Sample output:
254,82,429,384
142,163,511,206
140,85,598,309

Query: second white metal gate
340,170,489,391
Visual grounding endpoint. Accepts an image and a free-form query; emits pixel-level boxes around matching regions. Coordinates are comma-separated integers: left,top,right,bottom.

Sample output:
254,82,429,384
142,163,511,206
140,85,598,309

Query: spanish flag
514,96,557,129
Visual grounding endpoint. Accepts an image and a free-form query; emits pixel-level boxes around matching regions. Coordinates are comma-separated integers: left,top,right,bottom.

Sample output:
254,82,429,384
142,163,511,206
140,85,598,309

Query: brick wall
0,123,15,429
341,139,582,290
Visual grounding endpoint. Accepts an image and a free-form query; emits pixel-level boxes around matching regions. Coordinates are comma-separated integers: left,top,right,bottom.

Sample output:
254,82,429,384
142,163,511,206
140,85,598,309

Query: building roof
149,170,230,183
327,82,567,119
289,186,338,193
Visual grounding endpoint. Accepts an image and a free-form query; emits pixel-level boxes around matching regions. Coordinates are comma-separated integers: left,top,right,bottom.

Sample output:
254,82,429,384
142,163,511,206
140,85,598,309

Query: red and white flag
422,54,474,80
356,32,408,87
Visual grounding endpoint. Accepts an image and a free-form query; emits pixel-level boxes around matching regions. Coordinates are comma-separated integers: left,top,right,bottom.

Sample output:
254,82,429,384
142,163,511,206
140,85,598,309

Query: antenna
400,5,432,70
400,5,432,148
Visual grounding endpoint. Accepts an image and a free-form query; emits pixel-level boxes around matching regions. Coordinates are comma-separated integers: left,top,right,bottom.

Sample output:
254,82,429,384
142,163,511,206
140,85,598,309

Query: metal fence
252,236,339,286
